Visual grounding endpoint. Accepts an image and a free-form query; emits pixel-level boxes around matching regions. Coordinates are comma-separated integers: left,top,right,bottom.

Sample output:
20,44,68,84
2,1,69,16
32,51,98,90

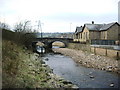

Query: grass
3,40,43,87
2,40,50,88
2,29,77,88
3,40,21,75
2,40,76,88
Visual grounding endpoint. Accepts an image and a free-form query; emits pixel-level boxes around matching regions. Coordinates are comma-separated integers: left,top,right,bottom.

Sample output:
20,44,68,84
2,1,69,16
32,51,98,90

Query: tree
0,22,10,30
14,20,32,33
13,20,37,47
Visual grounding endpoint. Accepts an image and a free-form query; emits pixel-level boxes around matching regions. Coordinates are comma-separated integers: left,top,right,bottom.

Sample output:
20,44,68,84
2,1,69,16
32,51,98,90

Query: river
37,46,120,88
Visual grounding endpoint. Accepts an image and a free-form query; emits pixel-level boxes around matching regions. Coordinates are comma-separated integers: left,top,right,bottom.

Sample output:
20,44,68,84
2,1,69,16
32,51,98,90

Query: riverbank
53,48,120,74
2,40,78,88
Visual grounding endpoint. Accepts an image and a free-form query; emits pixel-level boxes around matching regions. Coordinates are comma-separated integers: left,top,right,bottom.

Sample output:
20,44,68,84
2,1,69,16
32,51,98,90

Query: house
73,26,83,42
73,21,120,44
100,22,120,40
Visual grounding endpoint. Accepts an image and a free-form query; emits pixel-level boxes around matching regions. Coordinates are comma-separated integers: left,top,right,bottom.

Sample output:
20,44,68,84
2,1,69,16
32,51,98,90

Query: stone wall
91,47,120,59
68,43,91,52
107,24,119,40
68,43,120,59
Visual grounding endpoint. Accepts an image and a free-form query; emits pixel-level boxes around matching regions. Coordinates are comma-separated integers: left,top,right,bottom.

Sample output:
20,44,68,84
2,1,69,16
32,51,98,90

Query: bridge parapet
31,37,73,49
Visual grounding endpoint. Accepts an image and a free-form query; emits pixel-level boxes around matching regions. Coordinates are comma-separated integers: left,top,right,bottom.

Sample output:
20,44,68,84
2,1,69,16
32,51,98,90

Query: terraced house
73,22,120,44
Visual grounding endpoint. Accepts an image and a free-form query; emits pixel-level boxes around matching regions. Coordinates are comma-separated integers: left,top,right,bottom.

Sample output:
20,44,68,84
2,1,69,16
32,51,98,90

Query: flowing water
37,47,120,88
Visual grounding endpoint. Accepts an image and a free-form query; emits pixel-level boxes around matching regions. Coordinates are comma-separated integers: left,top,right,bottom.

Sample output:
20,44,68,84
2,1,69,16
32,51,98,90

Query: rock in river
90,76,94,78
110,83,114,87
45,58,49,61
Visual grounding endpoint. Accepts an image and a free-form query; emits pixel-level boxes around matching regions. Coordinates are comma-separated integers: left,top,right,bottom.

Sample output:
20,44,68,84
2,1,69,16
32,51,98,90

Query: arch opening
36,41,45,53
36,41,45,47
51,41,66,48
31,41,45,53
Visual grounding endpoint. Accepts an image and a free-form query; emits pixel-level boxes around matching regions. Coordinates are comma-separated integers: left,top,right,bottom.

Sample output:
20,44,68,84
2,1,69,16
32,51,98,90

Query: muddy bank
53,48,120,74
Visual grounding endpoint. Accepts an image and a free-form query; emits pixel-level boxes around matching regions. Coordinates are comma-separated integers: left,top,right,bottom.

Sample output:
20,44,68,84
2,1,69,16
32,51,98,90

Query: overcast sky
0,0,119,32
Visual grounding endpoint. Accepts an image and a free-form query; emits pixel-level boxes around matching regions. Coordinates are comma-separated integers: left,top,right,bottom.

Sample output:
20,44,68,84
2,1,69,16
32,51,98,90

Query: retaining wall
91,47,120,59
68,43,91,52
68,43,120,59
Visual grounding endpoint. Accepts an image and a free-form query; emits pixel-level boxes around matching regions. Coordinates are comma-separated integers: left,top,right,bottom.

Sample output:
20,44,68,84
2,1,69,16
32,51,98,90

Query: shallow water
42,52,119,88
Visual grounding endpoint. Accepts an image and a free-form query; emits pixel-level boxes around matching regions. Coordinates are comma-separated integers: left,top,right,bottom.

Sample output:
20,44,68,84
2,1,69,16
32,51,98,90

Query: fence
90,47,120,60
91,40,115,45
68,43,120,59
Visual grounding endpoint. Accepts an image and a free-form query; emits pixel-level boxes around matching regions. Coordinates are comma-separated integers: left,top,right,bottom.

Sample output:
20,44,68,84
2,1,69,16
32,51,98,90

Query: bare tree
0,22,10,30
14,20,31,33
14,22,23,32
14,20,37,47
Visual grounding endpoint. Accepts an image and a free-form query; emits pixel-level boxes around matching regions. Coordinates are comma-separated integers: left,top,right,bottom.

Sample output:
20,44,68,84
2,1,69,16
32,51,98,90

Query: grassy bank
2,39,77,88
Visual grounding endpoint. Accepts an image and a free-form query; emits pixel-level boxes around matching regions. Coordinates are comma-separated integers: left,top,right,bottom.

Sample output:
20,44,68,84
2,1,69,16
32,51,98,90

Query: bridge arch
31,38,73,49
52,41,65,47
36,41,45,47
47,40,68,48
32,41,45,52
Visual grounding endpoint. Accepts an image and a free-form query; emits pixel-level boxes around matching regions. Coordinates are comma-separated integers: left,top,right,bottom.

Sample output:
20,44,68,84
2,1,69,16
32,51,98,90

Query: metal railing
91,40,116,45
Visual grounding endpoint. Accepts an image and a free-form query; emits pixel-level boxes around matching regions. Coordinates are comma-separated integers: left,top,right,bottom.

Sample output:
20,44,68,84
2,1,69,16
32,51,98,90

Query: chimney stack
92,21,94,24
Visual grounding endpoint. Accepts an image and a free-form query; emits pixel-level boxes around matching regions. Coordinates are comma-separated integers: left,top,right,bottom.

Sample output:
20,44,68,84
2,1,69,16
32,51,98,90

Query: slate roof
85,22,118,31
85,24,103,31
100,23,116,30
75,22,119,33
75,26,83,34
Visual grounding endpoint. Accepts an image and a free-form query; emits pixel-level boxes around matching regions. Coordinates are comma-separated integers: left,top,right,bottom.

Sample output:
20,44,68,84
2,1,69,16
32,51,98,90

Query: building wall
73,33,82,42
80,27,89,42
106,24,119,40
100,31,107,40
77,27,100,43
78,32,83,42
119,26,120,40
73,23,120,42
73,34,78,42
89,31,100,40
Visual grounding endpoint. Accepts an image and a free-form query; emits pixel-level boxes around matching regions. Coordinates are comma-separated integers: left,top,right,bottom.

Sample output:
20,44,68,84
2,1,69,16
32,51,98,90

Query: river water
37,47,120,88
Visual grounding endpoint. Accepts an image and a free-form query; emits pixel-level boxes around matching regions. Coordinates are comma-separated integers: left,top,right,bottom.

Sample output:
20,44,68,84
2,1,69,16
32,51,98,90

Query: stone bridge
31,37,73,49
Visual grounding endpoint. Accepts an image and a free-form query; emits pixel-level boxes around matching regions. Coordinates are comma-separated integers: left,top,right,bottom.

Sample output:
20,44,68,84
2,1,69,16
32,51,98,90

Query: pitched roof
85,24,103,31
84,22,119,31
75,26,83,34
74,22,119,33
100,22,117,30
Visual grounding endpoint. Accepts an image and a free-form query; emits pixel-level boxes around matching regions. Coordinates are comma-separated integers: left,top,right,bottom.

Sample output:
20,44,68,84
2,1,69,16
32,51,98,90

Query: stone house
73,26,83,42
73,22,120,43
100,22,120,40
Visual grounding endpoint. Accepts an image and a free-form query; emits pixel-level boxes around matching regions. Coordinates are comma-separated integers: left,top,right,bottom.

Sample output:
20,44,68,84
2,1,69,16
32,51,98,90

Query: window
79,33,81,39
103,32,105,39
79,33,80,39
81,33,82,39
84,32,85,39
86,32,87,39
